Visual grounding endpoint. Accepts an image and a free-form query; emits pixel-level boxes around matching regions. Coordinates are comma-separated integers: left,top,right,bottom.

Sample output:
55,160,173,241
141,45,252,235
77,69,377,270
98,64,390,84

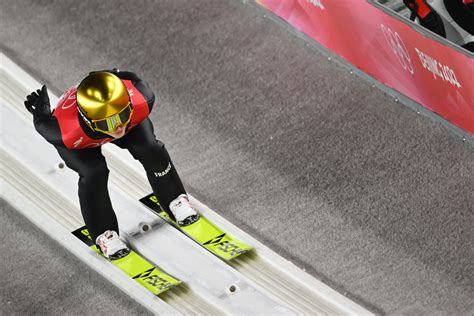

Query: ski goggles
80,103,133,133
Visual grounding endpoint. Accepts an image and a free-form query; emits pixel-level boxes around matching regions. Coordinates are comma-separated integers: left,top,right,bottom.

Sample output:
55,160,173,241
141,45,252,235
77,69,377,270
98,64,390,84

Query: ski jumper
33,70,186,241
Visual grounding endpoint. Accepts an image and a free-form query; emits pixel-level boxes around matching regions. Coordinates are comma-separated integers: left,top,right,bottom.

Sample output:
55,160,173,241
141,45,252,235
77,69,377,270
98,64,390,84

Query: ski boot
96,230,130,260
169,194,200,226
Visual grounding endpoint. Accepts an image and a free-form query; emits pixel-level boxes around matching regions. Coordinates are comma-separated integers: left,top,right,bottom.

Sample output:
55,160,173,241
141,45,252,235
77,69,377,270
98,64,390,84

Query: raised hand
24,85,51,117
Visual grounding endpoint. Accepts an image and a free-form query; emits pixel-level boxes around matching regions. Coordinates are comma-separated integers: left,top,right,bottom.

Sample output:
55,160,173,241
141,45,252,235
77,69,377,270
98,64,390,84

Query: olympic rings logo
381,24,414,75
81,140,110,148
61,88,77,110
74,138,110,149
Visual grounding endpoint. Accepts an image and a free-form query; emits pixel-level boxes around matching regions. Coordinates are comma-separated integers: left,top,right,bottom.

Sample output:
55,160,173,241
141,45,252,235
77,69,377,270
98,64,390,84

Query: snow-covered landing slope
0,53,372,315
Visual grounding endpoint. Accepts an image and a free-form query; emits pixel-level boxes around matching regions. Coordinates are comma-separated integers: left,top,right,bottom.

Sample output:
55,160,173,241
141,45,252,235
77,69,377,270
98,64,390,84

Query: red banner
257,0,474,134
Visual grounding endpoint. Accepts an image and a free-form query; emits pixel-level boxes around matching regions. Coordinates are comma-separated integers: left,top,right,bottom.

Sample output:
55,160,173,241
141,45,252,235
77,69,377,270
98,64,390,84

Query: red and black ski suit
33,70,186,242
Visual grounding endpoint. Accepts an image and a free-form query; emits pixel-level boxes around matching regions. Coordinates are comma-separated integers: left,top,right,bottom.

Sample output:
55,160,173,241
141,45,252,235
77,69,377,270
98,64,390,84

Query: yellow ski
72,226,181,295
140,194,253,261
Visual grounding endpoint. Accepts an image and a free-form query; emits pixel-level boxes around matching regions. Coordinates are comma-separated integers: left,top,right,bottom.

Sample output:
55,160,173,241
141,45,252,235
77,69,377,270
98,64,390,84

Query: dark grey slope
0,199,151,315
1,0,473,314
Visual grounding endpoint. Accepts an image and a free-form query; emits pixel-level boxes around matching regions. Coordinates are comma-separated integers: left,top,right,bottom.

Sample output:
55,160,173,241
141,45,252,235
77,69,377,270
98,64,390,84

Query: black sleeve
444,0,474,35
33,115,65,147
462,41,474,52
134,79,155,114
420,11,447,38
101,69,156,113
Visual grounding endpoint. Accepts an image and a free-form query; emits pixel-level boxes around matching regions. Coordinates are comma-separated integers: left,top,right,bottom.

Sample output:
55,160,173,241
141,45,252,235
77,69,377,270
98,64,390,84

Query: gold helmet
76,72,132,133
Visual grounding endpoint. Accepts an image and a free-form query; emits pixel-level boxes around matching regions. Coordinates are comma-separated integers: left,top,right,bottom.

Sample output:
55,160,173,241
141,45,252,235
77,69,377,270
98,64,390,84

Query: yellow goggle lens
92,105,132,133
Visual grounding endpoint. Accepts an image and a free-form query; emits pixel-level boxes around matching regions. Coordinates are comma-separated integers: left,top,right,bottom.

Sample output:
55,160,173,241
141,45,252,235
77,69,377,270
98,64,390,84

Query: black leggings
55,119,185,241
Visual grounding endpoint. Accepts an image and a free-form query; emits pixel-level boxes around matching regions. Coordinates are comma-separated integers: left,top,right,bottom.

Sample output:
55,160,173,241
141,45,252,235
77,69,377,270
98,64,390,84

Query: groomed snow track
0,53,373,315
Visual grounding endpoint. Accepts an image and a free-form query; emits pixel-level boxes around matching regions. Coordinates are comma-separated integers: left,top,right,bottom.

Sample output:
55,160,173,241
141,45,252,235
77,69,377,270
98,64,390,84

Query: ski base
72,226,181,295
140,194,253,261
